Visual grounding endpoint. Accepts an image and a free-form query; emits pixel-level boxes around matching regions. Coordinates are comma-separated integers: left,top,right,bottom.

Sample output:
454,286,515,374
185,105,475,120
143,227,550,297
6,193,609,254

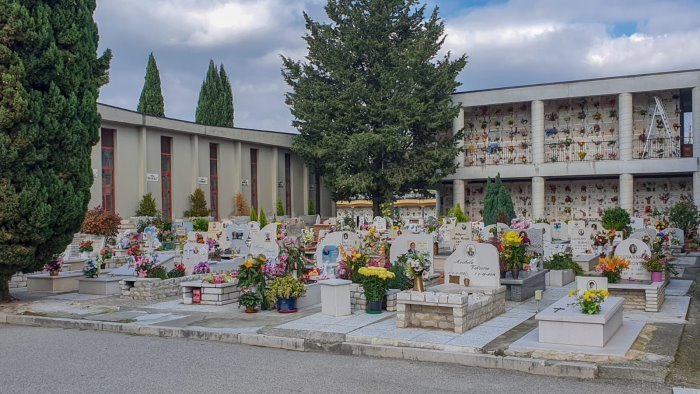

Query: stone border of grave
26,271,85,293
120,274,204,301
607,281,666,312
181,281,240,306
500,270,547,302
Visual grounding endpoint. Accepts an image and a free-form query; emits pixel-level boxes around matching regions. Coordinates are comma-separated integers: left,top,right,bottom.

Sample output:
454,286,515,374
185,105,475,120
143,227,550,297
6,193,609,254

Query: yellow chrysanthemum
502,231,523,246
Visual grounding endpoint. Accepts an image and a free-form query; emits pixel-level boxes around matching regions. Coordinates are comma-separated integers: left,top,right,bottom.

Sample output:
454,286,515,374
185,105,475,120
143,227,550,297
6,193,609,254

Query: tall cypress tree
282,0,466,216
219,64,234,127
0,0,111,301
482,174,515,225
195,60,222,126
137,52,165,117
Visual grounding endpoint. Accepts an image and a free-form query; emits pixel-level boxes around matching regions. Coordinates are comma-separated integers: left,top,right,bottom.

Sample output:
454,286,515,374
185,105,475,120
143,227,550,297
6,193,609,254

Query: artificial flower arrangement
337,247,370,283
135,255,156,278
499,231,531,276
237,254,269,310
203,273,236,284
239,285,263,312
82,259,99,278
193,261,211,275
641,252,677,276
126,243,142,257
357,266,395,308
99,247,114,261
79,240,94,253
362,227,385,254
45,255,64,274
265,275,307,303
510,218,531,229
118,232,141,250
595,256,630,283
568,289,609,314
278,237,312,279
300,229,314,247
167,263,187,278
543,251,581,275
398,251,431,279
592,232,608,247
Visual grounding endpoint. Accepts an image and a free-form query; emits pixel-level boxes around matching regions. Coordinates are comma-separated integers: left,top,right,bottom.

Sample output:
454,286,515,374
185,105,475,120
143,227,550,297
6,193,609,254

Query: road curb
1,312,599,379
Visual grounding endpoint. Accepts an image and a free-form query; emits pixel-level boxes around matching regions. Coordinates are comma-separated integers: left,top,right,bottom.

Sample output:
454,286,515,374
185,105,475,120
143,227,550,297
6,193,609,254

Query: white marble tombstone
227,224,250,255
451,222,473,250
524,228,544,256
314,231,362,267
285,218,305,239
575,276,609,292
551,221,569,242
249,223,280,260
569,221,593,255
373,216,387,232
207,221,223,239
568,220,586,239
480,223,509,240
665,227,684,246
630,230,654,245
389,234,434,273
614,238,652,281
532,223,552,244
444,241,500,287
248,221,261,240
630,217,645,231
182,242,209,274
587,221,602,233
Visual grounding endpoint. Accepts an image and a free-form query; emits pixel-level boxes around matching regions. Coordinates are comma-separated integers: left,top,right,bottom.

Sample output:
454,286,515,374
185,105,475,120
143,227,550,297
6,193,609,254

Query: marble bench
500,269,547,302
27,271,84,293
181,281,240,306
607,280,666,312
536,296,624,347
397,285,506,333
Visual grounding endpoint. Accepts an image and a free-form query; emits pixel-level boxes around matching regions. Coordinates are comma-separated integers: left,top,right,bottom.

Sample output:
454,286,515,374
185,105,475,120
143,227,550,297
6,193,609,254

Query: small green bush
184,188,211,217
250,207,258,222
601,207,630,232
387,264,412,290
448,204,468,223
192,217,209,231
276,198,285,216
259,209,268,228
136,193,158,216
308,200,316,215
147,266,168,280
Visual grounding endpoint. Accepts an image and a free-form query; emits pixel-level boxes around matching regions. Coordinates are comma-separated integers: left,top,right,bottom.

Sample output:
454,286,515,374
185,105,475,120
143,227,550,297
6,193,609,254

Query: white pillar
692,87,700,157
532,176,545,220
619,173,634,213
453,179,465,210
233,141,242,197
302,165,309,215
453,106,465,167
138,125,147,197
531,100,544,164
271,147,278,215
618,92,633,161
191,134,199,192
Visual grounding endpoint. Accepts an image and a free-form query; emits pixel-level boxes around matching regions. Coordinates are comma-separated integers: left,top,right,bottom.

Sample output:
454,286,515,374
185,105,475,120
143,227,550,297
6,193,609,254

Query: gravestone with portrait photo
444,241,500,287
314,231,361,267
285,218,305,239
451,222,472,250
389,233,434,273
248,221,261,239
372,216,387,232
207,221,223,240
575,276,608,293
614,238,652,281
227,224,250,255
182,242,209,274
249,223,279,260
569,221,593,255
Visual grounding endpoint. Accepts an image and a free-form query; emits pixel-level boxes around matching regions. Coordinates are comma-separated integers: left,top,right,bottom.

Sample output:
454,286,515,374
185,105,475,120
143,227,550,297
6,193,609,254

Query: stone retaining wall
119,274,204,301
397,287,506,333
349,284,398,312
609,283,665,312
9,273,29,288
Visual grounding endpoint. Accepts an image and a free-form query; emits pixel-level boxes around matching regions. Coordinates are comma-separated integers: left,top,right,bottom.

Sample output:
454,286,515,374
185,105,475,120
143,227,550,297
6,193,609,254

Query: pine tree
137,52,165,117
276,199,286,216
308,201,316,215
195,60,221,126
259,209,269,228
448,204,468,223
482,174,515,225
234,193,249,216
219,64,234,127
0,0,111,301
135,193,158,216
282,0,466,217
184,189,211,217
250,206,258,222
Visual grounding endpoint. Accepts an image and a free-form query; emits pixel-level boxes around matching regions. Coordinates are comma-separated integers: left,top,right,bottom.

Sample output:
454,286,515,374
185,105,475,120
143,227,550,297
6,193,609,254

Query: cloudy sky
95,0,700,133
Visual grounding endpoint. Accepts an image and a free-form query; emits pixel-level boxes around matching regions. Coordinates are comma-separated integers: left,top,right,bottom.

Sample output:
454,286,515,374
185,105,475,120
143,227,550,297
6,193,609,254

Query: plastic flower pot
651,271,663,283
276,298,297,314
366,300,383,314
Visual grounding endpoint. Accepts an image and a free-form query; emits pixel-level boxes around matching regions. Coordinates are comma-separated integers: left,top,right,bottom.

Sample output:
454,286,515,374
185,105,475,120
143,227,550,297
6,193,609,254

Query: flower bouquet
357,266,395,314
337,247,370,283
397,251,431,291
595,256,630,283
568,289,609,314
500,231,530,279
239,286,262,313
641,252,677,281
79,240,94,253
82,259,99,278
238,255,269,309
167,263,187,278
99,247,114,260
135,255,156,278
45,255,64,276
193,261,211,275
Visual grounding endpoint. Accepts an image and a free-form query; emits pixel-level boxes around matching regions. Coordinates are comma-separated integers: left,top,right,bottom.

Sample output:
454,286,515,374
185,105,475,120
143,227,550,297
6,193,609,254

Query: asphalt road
0,325,671,394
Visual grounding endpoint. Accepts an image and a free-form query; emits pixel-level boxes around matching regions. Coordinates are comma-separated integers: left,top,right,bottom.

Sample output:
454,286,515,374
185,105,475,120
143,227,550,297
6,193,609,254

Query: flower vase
49,270,59,277
245,306,258,314
366,300,383,314
413,276,425,292
510,268,520,280
651,271,663,283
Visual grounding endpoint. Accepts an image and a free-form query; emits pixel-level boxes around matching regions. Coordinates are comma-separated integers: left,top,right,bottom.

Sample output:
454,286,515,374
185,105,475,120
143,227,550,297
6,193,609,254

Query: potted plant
266,275,307,313
98,247,114,269
357,266,395,314
82,259,99,278
238,255,269,309
79,240,94,258
595,256,630,283
239,286,262,313
642,252,676,282
45,255,63,276
500,231,530,279
397,251,431,292
543,251,581,286
567,289,609,314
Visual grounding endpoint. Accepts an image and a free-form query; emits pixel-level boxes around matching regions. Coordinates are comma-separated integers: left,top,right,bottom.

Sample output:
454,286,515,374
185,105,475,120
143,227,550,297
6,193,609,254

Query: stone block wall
120,274,204,301
609,283,665,312
9,273,28,288
350,284,398,312
397,286,506,333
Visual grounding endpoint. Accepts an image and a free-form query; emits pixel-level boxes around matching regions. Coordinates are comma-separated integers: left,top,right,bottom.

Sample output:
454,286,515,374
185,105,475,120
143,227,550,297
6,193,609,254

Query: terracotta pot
49,270,59,277
245,306,258,313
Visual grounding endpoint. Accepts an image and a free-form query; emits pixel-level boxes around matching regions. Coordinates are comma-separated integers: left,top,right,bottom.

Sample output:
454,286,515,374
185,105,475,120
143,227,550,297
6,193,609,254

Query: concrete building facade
441,69,700,222
89,104,334,220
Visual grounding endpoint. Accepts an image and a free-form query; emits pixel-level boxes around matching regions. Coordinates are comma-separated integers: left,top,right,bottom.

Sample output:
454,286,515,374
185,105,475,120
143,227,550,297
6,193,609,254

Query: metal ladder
643,96,679,158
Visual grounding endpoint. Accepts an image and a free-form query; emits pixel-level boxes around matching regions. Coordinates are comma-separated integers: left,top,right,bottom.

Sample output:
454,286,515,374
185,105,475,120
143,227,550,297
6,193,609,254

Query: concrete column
453,106,465,167
619,173,634,213
531,100,544,164
191,134,199,191
618,92,633,161
692,87,700,157
271,147,279,215
694,172,700,209
138,125,147,197
435,189,441,217
233,141,242,197
453,179,465,210
302,165,309,215
532,176,545,220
